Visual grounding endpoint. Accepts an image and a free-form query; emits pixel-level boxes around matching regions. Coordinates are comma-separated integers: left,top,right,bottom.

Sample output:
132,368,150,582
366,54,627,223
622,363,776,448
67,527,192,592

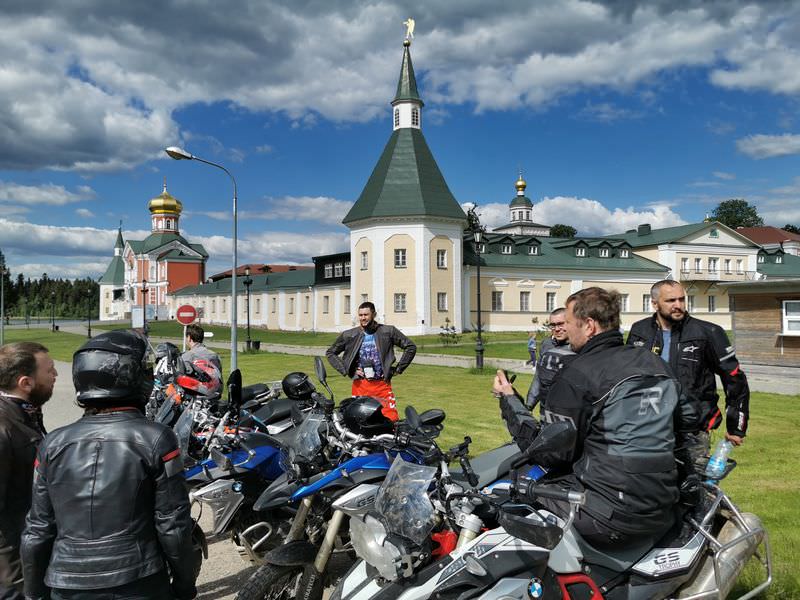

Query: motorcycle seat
250,397,294,425
451,442,521,489
242,383,269,403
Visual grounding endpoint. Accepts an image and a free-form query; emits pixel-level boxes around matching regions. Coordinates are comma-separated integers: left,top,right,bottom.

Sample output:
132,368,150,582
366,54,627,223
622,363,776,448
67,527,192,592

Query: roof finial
515,169,527,195
163,176,167,194
403,17,415,46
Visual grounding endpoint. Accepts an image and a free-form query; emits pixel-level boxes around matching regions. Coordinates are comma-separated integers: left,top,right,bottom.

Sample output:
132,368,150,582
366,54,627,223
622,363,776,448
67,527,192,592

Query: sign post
176,304,198,351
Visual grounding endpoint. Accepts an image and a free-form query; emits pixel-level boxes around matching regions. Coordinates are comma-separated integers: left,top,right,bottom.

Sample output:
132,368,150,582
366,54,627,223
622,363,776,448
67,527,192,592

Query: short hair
650,279,683,301
566,287,621,332
549,307,566,318
185,324,204,344
0,342,49,392
358,301,376,313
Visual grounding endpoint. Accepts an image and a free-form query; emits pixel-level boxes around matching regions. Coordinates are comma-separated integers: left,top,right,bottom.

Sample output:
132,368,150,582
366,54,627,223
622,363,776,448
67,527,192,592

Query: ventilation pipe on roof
637,224,651,236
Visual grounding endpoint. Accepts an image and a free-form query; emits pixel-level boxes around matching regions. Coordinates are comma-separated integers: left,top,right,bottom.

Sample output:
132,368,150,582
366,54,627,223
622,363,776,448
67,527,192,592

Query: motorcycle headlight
350,514,403,581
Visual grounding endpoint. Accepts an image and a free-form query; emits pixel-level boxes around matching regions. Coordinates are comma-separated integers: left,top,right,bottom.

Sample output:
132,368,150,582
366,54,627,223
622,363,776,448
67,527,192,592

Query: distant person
21,330,198,600
526,332,537,365
0,342,57,598
627,280,750,464
526,308,576,412
182,323,222,397
325,302,416,421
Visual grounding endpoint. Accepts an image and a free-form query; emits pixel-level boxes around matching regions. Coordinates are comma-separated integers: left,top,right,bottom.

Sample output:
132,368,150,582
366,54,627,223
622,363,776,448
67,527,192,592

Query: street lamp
86,288,93,338
51,291,56,332
243,266,253,350
0,261,7,346
142,278,149,335
467,206,485,370
166,145,239,371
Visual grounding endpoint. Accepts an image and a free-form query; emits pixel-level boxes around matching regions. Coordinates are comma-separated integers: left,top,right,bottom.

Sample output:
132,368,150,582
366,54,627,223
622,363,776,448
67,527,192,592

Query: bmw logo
528,577,544,599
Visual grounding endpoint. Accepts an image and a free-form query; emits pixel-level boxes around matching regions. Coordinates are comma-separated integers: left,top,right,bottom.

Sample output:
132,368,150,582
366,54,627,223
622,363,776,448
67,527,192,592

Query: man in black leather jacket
21,330,198,600
497,287,697,549
627,280,749,462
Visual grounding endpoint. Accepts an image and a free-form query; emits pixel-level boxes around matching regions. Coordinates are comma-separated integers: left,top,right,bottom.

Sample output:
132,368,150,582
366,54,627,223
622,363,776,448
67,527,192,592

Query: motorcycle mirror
227,369,243,410
404,405,422,430
210,447,233,472
526,421,576,457
315,356,335,402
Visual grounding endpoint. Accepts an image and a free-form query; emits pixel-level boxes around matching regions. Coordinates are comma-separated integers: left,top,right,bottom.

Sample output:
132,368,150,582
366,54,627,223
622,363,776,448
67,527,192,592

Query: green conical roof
99,256,125,285
392,41,423,106
343,128,465,225
114,227,124,250
510,195,533,208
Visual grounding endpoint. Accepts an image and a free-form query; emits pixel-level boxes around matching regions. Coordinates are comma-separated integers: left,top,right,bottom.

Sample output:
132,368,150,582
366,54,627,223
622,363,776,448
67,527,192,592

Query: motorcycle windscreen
283,411,326,468
155,394,176,424
173,406,196,459
375,455,437,545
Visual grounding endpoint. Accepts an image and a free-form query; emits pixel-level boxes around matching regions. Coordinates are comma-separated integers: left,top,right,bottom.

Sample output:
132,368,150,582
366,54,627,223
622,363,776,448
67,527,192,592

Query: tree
550,224,577,238
711,199,763,228
783,224,800,235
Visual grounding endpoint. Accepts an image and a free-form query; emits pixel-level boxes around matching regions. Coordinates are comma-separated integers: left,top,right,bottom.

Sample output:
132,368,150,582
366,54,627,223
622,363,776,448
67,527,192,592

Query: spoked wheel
235,564,303,600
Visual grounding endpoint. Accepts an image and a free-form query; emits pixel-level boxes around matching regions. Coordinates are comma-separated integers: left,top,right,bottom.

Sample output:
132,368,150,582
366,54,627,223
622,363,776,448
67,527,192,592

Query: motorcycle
331,421,772,600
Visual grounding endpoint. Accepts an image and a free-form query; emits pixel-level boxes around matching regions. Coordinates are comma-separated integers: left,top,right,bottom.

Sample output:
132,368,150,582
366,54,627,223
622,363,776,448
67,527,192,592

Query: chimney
637,224,651,236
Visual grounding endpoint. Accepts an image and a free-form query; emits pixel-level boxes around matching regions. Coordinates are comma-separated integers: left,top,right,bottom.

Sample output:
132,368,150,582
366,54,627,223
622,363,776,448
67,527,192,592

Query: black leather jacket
627,314,749,437
21,410,197,599
326,323,416,382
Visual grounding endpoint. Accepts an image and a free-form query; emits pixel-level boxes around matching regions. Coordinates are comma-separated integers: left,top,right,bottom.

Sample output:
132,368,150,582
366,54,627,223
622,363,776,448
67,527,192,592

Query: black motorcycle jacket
501,330,697,536
325,323,416,381
21,410,197,600
627,314,749,438
525,336,576,411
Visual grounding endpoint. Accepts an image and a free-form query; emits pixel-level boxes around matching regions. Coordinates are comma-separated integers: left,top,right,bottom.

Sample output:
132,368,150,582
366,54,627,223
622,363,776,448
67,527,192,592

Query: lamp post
467,206,485,370
166,146,239,371
141,278,149,335
51,291,56,332
243,266,253,350
86,288,92,338
0,261,6,346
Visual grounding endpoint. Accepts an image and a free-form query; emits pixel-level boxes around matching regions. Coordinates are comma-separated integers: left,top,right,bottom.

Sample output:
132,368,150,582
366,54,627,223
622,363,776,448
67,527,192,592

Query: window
681,257,689,273
394,293,407,312
288,298,295,314
599,248,610,258
501,244,512,254
361,293,368,303
777,255,783,264
304,296,310,314
621,294,629,313
620,249,630,258
525,211,531,220
642,294,651,312
724,259,732,274
149,264,156,280
345,261,351,276
528,245,539,255
546,292,557,313
324,264,333,278
344,295,351,314
322,296,330,314
708,295,716,312
491,291,503,311
411,107,419,127
334,263,343,277
736,259,744,274
255,298,261,314
394,248,407,268
576,247,586,257
211,299,216,313
695,258,702,273
165,220,171,230
758,254,765,264
222,299,227,314
437,249,447,269
710,228,719,238
520,291,531,312
394,108,399,128
708,258,718,273
687,295,695,312
437,292,447,311
360,251,368,270
272,298,277,313
783,301,800,334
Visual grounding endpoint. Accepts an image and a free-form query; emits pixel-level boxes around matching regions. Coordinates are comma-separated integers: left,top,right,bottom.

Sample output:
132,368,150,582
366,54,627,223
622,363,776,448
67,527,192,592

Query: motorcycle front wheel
235,564,303,600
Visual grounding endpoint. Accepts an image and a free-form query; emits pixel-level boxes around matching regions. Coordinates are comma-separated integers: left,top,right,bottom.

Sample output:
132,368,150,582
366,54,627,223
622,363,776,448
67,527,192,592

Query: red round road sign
176,304,198,326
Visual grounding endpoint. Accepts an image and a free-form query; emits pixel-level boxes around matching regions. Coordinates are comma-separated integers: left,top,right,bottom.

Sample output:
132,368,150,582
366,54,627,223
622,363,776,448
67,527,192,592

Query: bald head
650,280,687,328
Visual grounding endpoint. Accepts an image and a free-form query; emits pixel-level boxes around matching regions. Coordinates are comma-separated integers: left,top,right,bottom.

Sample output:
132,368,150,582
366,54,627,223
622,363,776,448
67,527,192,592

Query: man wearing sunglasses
525,307,575,412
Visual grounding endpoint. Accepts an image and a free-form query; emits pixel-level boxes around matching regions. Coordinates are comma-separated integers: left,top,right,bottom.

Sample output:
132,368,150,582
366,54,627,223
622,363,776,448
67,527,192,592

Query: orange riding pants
351,379,399,421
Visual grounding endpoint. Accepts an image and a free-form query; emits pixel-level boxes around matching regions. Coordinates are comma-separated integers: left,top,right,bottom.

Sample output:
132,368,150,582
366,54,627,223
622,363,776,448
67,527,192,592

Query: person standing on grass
526,332,537,365
526,308,576,412
0,342,57,599
627,279,749,465
325,302,416,421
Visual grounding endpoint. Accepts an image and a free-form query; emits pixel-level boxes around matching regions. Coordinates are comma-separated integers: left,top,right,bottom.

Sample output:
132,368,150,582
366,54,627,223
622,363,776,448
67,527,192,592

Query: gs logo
654,551,681,569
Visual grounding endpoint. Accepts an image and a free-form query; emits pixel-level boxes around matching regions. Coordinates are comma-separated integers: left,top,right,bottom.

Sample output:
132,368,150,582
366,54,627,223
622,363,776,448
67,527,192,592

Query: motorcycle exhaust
677,512,769,599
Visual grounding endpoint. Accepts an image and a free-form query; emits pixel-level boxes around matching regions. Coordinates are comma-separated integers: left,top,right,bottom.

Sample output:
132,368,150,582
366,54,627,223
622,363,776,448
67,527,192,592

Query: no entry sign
176,304,198,326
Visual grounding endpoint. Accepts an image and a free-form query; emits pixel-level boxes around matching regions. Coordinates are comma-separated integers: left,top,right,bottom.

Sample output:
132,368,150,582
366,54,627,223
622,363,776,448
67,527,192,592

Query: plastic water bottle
705,439,733,482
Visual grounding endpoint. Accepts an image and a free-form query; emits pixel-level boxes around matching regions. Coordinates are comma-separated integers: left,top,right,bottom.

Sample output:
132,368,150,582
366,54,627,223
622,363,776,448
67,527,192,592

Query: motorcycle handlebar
514,475,585,506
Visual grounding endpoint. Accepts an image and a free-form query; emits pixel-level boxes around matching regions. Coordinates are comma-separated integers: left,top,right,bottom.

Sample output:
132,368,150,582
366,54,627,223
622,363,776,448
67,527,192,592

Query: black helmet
339,396,394,435
72,329,154,406
154,341,179,361
282,371,315,401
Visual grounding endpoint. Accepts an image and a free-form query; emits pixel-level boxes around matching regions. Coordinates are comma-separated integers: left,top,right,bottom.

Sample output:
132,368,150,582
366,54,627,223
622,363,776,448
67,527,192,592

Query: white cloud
75,208,95,218
11,262,111,280
255,144,274,154
713,171,735,180
736,133,800,159
575,102,642,122
0,181,95,205
244,196,354,226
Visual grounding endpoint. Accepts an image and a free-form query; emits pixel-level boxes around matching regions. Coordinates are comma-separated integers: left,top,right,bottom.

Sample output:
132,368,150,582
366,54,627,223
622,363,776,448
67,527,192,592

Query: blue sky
1,1,800,279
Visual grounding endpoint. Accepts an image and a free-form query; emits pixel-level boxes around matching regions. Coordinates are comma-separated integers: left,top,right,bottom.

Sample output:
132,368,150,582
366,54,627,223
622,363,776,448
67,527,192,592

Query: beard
28,382,54,407
658,306,686,325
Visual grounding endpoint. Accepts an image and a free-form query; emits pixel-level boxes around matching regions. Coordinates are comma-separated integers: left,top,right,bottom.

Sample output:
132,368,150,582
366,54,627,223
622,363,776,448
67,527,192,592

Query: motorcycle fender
264,540,318,567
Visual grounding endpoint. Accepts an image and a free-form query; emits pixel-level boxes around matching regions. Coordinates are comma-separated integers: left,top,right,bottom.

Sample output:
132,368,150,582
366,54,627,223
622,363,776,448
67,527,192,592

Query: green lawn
3,328,793,596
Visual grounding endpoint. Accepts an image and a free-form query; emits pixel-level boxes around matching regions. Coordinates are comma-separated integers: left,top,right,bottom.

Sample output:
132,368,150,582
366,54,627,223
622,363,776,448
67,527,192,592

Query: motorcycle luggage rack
678,486,772,600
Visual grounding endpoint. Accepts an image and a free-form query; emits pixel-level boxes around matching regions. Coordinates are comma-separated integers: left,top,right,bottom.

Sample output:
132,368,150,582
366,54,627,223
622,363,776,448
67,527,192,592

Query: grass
4,328,795,597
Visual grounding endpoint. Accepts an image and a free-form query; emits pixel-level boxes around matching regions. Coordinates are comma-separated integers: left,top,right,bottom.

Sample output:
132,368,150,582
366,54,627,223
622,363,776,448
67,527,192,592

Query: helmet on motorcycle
282,372,315,401
72,329,154,407
339,396,394,435
154,341,179,361
154,342,180,376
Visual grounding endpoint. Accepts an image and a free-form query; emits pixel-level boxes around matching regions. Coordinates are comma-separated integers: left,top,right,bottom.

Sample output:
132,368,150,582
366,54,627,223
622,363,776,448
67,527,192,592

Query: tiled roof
737,226,800,245
171,268,316,297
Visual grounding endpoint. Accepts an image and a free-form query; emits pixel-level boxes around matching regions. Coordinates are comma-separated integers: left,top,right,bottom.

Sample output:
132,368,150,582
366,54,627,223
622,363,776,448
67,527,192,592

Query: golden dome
148,181,183,215
515,176,527,192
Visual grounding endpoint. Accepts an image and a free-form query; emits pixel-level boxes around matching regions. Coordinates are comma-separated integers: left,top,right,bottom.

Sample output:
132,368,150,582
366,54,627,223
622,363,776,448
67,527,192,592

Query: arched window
165,220,171,230
411,107,419,127
394,108,400,128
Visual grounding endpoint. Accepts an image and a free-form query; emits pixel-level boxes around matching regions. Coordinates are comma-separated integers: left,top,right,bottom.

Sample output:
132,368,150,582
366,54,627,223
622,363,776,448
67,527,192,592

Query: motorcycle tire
235,564,303,600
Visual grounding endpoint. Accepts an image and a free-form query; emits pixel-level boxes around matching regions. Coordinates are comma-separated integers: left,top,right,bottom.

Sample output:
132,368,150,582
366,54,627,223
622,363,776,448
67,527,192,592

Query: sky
2,0,800,279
